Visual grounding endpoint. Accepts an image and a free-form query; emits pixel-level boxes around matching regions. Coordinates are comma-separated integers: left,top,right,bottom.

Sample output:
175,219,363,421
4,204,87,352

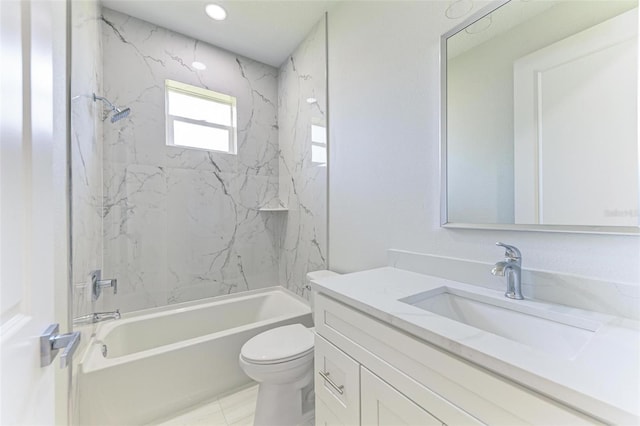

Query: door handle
40,324,81,368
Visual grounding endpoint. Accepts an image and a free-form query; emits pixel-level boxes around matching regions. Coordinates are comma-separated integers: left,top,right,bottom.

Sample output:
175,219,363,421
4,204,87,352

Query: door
513,9,638,226
1,0,69,424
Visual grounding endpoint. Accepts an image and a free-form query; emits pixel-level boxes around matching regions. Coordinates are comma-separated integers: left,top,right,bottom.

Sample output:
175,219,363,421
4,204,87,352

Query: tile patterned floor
152,385,259,426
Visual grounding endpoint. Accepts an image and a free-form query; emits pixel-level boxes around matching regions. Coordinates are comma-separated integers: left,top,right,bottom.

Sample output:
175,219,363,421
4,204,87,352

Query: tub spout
73,309,120,326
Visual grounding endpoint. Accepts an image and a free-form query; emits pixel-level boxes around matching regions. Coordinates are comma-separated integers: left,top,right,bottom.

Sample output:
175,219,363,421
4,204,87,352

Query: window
311,120,327,165
165,79,237,154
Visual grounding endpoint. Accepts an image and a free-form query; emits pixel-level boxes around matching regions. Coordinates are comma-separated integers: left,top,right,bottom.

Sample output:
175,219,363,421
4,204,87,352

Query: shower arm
92,93,131,123
93,93,118,112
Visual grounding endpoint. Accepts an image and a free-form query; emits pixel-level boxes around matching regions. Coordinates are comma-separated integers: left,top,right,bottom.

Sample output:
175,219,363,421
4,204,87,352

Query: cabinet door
315,335,360,425
316,398,347,426
361,367,443,426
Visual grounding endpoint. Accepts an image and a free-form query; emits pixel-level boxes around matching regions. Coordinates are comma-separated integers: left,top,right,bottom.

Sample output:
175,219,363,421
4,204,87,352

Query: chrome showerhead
111,107,131,123
93,93,131,123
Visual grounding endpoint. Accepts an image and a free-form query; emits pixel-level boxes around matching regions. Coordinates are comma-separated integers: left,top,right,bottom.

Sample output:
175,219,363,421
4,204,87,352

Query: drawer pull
319,371,344,395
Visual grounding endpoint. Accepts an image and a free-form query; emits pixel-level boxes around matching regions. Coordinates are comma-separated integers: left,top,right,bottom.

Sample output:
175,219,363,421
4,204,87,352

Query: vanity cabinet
314,293,603,426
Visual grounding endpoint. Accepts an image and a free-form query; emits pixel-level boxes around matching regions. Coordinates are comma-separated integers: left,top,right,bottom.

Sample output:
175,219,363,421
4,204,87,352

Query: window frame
165,79,238,154
310,118,327,166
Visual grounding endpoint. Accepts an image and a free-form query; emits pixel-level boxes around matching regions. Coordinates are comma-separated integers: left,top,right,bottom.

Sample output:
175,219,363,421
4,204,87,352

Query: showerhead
111,107,131,123
93,93,131,123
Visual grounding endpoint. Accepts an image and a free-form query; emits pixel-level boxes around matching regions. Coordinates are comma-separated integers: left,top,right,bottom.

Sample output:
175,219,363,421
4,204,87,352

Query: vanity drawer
314,334,360,425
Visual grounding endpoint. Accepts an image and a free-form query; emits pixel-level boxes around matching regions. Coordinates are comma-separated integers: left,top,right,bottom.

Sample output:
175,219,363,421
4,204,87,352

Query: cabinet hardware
319,370,344,395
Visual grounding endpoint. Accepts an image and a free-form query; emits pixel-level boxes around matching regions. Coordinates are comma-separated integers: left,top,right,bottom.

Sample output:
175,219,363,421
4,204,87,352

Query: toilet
239,270,339,426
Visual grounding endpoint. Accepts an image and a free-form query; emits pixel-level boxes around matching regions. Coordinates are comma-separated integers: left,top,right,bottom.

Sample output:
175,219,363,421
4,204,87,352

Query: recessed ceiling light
306,97,317,104
192,61,207,70
205,4,227,21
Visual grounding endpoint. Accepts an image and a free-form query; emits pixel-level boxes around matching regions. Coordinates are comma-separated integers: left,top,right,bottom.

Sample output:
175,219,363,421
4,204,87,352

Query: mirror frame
440,0,640,236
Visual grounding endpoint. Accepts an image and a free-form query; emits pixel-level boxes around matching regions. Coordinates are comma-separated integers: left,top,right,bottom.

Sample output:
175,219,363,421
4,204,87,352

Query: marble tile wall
100,9,284,312
69,0,104,423
278,18,328,297
71,1,104,317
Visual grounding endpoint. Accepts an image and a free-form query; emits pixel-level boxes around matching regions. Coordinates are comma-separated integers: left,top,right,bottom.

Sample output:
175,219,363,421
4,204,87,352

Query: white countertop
311,267,640,424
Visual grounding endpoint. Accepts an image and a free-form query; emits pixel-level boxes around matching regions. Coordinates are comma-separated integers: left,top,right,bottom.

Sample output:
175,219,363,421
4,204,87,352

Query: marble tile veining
71,5,327,425
101,9,285,312
278,17,328,298
70,1,105,424
98,8,328,312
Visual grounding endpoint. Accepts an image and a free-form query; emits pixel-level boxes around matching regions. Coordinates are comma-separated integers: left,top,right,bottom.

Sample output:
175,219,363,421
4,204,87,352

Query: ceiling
100,0,337,68
447,0,637,59
447,1,558,59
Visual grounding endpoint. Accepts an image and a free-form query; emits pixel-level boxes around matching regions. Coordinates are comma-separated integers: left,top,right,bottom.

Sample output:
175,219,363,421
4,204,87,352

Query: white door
1,0,69,424
514,9,638,226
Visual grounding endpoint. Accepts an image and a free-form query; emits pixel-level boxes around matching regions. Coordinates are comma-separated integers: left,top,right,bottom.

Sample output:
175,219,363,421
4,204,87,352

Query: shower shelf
258,207,288,212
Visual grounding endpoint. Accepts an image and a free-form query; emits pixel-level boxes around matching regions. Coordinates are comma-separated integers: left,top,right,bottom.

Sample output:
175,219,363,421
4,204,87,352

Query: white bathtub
78,287,313,425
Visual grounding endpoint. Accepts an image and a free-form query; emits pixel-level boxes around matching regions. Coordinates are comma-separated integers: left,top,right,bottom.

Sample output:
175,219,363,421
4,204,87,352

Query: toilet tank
306,270,340,323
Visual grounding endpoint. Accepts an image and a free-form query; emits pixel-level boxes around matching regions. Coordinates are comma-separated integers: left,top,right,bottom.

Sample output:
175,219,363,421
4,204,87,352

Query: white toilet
239,270,339,426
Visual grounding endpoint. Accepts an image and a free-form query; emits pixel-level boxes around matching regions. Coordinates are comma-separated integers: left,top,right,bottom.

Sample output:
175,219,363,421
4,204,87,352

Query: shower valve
91,269,118,301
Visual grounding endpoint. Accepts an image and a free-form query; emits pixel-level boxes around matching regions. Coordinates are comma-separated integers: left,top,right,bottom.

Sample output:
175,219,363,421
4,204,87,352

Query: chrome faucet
491,242,523,300
73,310,121,326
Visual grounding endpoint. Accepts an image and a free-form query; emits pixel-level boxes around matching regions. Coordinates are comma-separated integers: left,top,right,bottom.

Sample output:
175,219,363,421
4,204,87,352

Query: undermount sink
399,287,602,360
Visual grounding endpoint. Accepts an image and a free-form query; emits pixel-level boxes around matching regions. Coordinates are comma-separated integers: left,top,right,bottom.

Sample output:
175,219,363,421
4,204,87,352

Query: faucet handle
496,242,521,261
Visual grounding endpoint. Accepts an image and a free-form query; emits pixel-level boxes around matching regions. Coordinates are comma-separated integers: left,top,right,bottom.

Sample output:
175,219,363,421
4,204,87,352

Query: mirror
441,0,639,234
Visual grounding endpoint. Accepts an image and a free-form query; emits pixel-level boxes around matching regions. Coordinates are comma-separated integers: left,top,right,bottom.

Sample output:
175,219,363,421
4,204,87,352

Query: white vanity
311,267,640,425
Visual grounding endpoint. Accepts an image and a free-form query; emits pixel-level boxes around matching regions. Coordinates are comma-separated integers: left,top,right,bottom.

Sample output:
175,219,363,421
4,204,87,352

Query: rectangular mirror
441,0,639,234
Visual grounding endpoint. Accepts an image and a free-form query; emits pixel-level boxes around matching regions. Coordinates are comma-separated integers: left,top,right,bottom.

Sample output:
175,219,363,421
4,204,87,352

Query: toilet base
253,379,314,426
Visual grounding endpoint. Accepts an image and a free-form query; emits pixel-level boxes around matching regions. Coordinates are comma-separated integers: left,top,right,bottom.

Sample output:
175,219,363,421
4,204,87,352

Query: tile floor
152,385,259,426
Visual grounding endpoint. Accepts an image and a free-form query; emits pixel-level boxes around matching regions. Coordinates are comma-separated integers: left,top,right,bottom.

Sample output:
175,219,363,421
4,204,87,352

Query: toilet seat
240,324,314,365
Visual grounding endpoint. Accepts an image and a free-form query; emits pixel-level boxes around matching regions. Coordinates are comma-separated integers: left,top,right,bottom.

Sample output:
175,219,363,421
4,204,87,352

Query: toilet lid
241,324,314,364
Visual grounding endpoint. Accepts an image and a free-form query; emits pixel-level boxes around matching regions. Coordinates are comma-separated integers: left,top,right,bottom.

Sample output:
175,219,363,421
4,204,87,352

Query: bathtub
78,287,313,425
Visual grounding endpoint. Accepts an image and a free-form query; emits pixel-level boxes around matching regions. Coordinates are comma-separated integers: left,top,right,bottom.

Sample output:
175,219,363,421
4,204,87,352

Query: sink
399,287,602,360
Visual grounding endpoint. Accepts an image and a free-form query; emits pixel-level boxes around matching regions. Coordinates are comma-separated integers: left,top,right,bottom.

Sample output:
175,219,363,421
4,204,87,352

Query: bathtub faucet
73,309,121,326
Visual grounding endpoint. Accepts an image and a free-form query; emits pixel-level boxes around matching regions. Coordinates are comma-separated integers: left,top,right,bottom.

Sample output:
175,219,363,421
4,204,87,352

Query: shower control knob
90,269,118,300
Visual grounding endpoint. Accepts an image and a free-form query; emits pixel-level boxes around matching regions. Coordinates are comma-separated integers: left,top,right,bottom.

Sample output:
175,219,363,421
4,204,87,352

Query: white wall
328,1,640,285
